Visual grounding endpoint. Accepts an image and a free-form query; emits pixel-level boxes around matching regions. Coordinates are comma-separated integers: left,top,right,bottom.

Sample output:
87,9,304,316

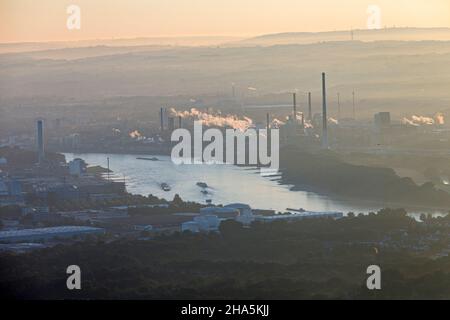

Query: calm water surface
64,153,447,217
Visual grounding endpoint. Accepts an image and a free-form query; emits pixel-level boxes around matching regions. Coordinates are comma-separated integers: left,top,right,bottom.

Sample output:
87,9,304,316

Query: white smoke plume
328,117,339,125
271,118,285,128
304,122,314,129
129,130,143,139
402,113,445,126
435,113,445,125
170,108,253,131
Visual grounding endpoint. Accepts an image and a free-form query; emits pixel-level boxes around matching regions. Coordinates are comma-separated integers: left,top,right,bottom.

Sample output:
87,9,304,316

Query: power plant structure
36,119,45,165
160,108,164,132
308,92,312,121
168,117,175,132
293,92,297,120
352,90,356,119
322,72,329,149
337,92,341,120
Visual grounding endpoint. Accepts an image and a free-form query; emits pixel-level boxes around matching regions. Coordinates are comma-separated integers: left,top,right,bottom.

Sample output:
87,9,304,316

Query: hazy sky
1,0,450,43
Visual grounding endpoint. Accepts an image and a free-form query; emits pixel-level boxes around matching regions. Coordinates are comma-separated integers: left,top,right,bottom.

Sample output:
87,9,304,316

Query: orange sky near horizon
1,0,450,43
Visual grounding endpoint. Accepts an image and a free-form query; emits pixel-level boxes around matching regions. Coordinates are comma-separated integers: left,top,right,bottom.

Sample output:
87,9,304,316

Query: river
64,153,448,217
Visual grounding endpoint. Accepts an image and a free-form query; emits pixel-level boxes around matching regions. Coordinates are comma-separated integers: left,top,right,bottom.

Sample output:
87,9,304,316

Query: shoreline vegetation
60,148,450,211
279,148,450,208
1,208,450,299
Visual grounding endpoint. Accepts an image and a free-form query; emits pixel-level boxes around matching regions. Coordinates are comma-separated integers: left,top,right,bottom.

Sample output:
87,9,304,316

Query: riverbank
63,152,450,216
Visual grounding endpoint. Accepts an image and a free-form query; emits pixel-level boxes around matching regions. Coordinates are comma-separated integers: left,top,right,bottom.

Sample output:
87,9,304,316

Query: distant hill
0,36,243,55
2,35,450,119
236,27,450,46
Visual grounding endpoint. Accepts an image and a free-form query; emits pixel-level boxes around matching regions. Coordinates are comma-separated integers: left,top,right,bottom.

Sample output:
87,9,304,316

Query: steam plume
170,108,253,131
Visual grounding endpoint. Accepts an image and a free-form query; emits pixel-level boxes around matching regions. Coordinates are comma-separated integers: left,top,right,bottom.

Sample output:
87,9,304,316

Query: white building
224,203,255,225
181,221,200,233
254,211,343,223
69,158,87,176
0,226,105,243
0,180,8,196
200,206,238,218
182,215,220,233
194,215,220,231
134,225,153,232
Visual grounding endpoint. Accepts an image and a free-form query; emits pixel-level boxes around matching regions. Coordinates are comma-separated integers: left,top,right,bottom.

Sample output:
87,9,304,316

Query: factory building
181,215,220,233
181,204,344,232
0,177,24,207
224,203,255,225
200,206,239,219
182,203,256,232
374,112,391,130
134,225,153,232
0,226,105,243
254,211,343,223
321,72,329,149
60,133,81,150
36,119,45,164
69,158,87,176
181,221,200,233
195,215,220,231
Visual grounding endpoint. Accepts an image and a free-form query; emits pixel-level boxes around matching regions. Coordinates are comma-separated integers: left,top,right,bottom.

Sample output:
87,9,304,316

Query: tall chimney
178,116,182,128
293,93,297,120
337,92,341,120
352,90,356,119
308,92,312,121
168,117,175,132
36,119,44,164
266,113,270,130
322,73,328,149
160,108,164,132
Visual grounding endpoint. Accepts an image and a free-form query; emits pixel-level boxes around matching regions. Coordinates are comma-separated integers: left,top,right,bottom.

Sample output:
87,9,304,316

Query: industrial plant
2,1,450,302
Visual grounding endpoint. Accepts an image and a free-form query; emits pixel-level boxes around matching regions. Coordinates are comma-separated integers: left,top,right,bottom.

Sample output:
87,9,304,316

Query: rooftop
0,226,104,240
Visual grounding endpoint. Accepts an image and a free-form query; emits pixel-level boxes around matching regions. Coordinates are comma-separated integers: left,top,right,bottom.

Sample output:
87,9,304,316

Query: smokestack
301,113,305,128
308,92,312,121
337,92,341,120
266,113,270,130
178,116,182,128
352,90,356,119
36,119,44,164
293,93,297,120
168,117,175,131
322,73,328,149
107,157,110,181
160,108,164,132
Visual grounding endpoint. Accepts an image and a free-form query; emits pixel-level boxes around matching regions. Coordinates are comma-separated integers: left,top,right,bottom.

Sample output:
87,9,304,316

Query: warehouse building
254,211,343,223
0,226,105,243
181,215,220,233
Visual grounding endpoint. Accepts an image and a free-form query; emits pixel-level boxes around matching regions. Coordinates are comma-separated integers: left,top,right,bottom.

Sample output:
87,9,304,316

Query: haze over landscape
1,0,450,42
2,1,450,302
